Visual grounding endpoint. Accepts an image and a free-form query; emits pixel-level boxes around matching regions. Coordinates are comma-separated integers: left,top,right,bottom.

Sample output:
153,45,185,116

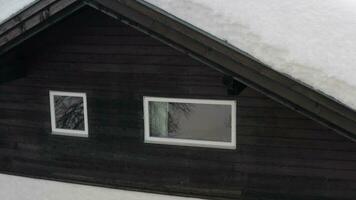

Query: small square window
144,97,236,149
49,91,89,137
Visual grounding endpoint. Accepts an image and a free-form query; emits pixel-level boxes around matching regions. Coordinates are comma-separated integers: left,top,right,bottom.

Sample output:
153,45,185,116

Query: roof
0,0,38,24
0,0,356,140
145,0,356,111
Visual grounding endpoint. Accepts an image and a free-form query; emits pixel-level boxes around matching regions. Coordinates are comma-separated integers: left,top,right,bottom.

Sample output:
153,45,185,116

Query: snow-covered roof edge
143,0,356,113
139,0,351,111
0,0,39,26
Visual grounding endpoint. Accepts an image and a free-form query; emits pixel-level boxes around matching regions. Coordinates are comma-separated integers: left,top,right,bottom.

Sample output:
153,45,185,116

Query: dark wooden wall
1,7,356,200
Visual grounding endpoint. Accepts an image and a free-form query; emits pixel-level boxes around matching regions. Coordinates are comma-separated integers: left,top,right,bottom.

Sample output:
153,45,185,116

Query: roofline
137,0,354,113
0,0,356,141
0,0,85,55
0,0,41,27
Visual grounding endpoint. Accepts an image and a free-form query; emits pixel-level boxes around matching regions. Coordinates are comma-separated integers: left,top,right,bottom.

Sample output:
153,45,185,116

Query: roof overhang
1,0,356,141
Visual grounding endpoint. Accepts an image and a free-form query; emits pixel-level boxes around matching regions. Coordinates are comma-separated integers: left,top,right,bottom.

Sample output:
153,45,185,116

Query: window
144,97,236,149
49,91,89,137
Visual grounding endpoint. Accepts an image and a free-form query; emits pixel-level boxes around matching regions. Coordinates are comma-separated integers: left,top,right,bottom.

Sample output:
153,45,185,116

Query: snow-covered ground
0,174,201,200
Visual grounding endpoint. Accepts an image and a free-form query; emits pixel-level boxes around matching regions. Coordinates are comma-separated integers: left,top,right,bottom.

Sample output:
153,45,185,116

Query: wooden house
0,0,356,199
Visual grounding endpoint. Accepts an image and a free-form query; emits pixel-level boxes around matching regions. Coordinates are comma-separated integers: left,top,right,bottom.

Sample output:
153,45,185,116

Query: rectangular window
144,97,236,149
49,91,89,137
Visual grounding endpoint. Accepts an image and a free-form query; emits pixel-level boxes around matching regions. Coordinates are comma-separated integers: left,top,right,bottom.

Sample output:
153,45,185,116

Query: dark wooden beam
0,0,85,55
222,76,246,96
0,0,57,35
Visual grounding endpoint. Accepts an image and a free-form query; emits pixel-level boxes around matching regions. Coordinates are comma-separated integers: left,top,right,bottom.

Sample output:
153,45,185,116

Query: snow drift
0,174,200,200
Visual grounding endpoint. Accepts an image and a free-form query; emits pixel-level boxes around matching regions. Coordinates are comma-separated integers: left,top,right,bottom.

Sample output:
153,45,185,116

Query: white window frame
143,96,237,149
49,91,89,137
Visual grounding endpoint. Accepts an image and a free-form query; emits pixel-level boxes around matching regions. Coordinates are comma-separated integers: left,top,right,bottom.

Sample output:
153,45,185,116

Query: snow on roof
0,0,38,24
0,174,199,200
1,0,356,111
145,0,356,110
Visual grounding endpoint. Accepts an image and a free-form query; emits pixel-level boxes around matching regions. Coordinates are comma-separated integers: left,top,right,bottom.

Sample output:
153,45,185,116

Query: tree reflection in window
54,96,84,130
149,101,231,142
149,102,193,137
167,103,193,136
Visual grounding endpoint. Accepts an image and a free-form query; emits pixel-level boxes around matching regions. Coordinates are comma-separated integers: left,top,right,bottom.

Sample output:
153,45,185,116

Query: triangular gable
0,0,356,141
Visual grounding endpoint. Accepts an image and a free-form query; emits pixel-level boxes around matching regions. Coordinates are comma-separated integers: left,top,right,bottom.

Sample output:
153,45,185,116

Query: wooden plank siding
0,7,356,200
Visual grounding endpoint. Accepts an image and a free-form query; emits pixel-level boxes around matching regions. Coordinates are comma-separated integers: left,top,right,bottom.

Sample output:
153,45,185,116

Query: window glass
149,102,231,142
50,91,88,137
144,97,236,149
54,96,85,130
